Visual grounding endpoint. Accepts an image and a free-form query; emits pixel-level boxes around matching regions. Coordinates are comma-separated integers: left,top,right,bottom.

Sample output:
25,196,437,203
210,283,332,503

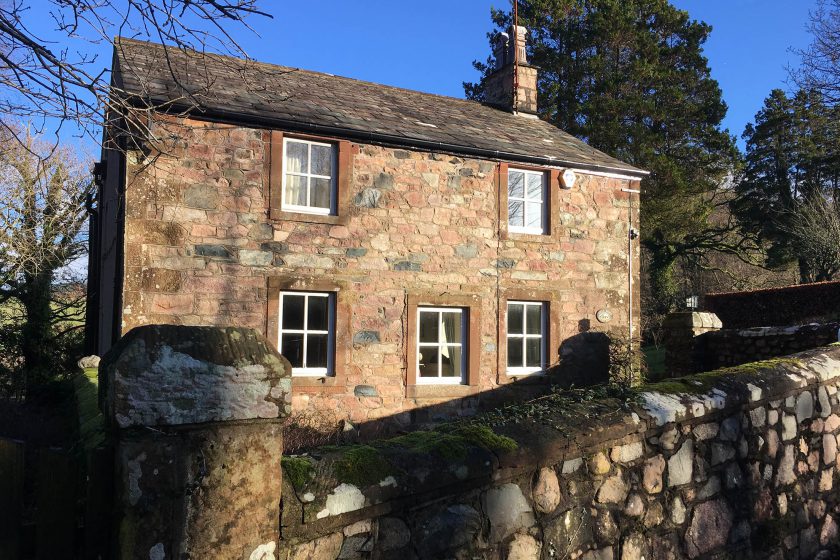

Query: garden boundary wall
702,281,840,329
279,345,840,560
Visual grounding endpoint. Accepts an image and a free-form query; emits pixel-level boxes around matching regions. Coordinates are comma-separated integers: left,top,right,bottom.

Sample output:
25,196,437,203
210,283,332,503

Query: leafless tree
791,0,840,104
783,196,840,282
0,0,270,147
0,124,91,394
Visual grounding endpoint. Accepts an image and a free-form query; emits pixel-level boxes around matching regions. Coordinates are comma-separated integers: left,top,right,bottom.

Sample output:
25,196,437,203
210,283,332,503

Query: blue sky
24,0,817,148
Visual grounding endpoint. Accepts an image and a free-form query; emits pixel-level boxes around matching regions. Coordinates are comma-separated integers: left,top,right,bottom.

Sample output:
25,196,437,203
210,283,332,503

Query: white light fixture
560,169,576,189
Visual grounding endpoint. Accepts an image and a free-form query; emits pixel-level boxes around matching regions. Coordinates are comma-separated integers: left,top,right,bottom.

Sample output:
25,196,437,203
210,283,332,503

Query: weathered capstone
100,325,292,560
100,325,292,427
482,484,536,543
685,499,733,558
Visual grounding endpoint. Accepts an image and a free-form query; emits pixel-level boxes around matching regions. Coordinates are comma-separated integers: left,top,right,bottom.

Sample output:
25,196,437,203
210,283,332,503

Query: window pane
508,200,524,227
507,337,523,368
285,141,308,173
310,177,332,209
526,305,542,334
285,174,307,206
526,173,543,200
507,304,524,334
508,171,524,198
440,311,462,344
282,295,305,330
311,144,333,176
306,334,329,368
418,346,439,377
526,337,542,368
441,346,462,378
418,311,439,343
281,333,304,368
307,296,329,331
526,202,543,230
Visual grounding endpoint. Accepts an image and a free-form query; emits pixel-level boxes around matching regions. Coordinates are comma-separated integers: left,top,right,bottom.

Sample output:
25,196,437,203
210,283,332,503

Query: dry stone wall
695,323,840,373
279,345,840,559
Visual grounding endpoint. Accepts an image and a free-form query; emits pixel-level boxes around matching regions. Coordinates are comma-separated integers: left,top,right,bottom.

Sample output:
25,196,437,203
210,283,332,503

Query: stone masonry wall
695,323,840,373
120,116,641,425
278,345,840,559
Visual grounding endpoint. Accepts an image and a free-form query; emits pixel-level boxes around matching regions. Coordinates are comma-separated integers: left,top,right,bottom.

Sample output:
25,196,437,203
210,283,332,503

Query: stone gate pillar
99,325,292,560
662,312,722,377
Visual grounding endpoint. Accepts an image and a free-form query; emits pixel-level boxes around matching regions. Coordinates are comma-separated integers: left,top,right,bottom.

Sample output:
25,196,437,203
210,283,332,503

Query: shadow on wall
310,329,612,445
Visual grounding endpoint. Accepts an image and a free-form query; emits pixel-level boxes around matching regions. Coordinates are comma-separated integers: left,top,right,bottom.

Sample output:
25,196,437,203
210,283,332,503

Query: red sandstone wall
119,116,641,423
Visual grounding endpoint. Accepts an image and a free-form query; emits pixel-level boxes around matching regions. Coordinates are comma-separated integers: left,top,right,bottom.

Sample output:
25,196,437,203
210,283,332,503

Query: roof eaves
126,97,649,178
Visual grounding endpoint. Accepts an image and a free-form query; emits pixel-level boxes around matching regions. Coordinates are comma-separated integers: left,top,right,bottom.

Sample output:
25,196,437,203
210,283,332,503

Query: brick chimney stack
484,26,538,115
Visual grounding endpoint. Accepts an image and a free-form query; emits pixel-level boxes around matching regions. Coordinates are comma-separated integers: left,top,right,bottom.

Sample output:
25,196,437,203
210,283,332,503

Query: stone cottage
86,27,646,426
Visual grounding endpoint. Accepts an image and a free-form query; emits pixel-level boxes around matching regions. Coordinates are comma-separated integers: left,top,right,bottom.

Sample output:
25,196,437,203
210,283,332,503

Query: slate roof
113,38,645,177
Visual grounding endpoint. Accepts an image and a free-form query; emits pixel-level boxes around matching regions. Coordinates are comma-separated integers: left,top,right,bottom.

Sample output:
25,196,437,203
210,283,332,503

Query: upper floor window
508,168,546,234
282,138,336,215
278,291,335,377
417,307,466,384
506,301,546,375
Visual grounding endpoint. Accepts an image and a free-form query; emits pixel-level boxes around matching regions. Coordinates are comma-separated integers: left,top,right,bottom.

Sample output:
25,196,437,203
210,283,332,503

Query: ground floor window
417,307,466,384
278,291,335,376
506,301,546,375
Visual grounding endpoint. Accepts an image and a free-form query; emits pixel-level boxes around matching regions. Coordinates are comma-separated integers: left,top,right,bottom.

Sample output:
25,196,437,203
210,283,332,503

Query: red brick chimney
484,26,538,115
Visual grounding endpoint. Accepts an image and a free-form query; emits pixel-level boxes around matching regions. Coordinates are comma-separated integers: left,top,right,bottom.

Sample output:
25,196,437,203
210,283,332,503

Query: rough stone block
100,325,292,428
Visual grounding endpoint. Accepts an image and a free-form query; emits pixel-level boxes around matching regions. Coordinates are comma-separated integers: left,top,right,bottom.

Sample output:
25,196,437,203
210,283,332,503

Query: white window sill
508,227,547,235
415,377,465,385
281,205,333,216
506,368,544,377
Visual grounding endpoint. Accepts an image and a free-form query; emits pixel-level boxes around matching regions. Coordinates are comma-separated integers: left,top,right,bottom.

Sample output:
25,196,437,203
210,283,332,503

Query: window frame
281,137,337,216
266,276,349,393
267,131,353,225
505,300,547,376
278,290,336,377
507,167,547,235
416,306,467,385
405,293,481,396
